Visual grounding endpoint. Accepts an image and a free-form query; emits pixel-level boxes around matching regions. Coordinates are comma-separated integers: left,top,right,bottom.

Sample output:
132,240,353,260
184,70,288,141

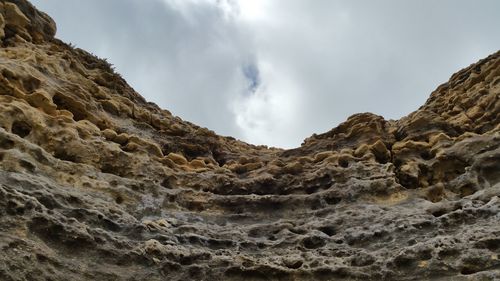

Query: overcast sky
31,0,500,148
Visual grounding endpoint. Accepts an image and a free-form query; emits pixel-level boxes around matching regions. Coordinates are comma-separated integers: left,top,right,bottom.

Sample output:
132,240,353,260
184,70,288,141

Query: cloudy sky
31,0,500,148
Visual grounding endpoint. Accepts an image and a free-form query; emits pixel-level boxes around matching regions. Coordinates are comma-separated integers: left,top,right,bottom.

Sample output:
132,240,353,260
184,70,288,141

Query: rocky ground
0,1,499,280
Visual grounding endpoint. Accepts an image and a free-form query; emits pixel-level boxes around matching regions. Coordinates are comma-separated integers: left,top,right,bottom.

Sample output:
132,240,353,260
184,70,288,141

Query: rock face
0,1,499,280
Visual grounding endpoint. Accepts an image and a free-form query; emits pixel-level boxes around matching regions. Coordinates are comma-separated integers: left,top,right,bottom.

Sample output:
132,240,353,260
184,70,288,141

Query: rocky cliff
0,1,499,280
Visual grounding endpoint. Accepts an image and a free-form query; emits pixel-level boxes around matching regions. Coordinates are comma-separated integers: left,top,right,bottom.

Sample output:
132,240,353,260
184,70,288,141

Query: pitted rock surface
0,1,499,280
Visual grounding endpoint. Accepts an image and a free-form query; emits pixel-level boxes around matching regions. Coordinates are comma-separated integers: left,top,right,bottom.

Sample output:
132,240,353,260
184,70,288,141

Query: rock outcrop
0,1,499,280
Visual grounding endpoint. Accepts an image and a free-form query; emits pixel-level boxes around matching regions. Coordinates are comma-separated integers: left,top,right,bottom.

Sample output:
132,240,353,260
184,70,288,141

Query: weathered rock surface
0,1,499,280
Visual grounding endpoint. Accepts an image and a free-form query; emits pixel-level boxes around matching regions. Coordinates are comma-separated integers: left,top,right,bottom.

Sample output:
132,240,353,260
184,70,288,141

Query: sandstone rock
101,128,118,141
354,143,370,158
4,3,30,27
0,13,5,39
167,152,188,165
227,161,263,174
0,2,499,281
114,132,129,145
189,159,206,169
0,1,55,43
128,135,163,157
25,89,57,114
282,161,303,174
370,139,390,163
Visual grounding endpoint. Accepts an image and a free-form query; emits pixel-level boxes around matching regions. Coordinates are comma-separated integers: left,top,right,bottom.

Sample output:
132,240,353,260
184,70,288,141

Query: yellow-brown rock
167,152,188,165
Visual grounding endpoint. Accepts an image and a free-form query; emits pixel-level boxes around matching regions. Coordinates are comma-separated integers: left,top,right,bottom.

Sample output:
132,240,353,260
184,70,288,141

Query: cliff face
0,1,499,280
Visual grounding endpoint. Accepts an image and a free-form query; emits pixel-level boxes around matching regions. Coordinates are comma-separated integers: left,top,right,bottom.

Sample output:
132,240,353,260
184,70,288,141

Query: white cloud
31,0,500,148
233,59,303,147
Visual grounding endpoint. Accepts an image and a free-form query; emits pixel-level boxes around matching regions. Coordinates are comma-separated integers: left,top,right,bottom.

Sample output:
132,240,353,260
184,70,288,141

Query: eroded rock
0,1,499,281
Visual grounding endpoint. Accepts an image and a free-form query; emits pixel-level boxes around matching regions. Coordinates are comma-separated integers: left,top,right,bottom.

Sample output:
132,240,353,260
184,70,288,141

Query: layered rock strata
0,1,499,280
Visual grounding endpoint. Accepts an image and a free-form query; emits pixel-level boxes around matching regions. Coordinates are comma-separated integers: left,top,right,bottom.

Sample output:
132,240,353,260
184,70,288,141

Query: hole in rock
431,209,447,218
425,186,444,203
36,195,59,210
394,129,407,141
161,178,173,189
1,68,18,80
318,226,336,236
225,267,269,279
36,253,49,263
115,195,124,204
418,249,433,260
11,121,32,138
484,239,500,251
52,93,87,121
479,159,500,186
437,248,460,259
374,153,389,164
22,76,41,93
476,239,500,251
284,260,303,269
6,200,25,215
305,186,319,194
302,236,326,249
459,184,476,197
19,159,36,172
461,267,480,275
396,172,419,189
420,150,434,160
183,144,209,160
160,262,182,275
66,195,81,205
29,217,92,251
289,228,307,235
102,218,121,232
0,137,15,149
207,238,234,250
393,255,413,268
53,149,78,163
338,159,349,168
324,195,341,205
212,150,227,166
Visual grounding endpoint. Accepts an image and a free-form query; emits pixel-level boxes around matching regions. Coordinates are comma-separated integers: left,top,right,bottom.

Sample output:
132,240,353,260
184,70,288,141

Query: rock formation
0,1,499,280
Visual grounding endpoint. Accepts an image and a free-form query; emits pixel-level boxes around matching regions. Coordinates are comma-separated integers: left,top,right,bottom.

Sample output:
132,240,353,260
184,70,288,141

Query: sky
31,0,500,148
